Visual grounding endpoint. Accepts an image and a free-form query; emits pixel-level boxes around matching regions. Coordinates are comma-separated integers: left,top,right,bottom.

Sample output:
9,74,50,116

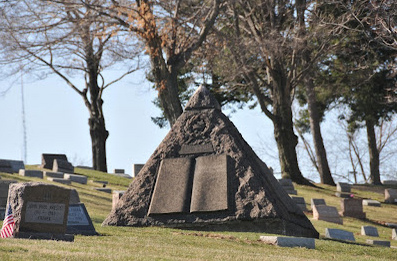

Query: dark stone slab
114,169,125,174
53,159,74,173
325,228,355,241
385,189,397,203
0,207,5,219
382,180,397,185
64,173,87,184
361,226,379,237
179,143,214,155
190,154,229,213
41,154,68,170
260,236,315,249
313,205,343,224
366,239,390,247
132,164,144,177
19,169,43,179
291,197,308,212
311,198,326,210
69,189,80,204
44,171,64,179
0,159,25,173
95,188,112,193
278,179,293,187
339,198,366,219
47,177,71,185
335,192,352,198
336,182,351,193
66,203,97,235
8,182,72,241
148,158,193,215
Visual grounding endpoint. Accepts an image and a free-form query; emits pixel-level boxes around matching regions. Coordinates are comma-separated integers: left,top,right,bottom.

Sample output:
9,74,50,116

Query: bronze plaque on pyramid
190,154,228,212
148,158,193,215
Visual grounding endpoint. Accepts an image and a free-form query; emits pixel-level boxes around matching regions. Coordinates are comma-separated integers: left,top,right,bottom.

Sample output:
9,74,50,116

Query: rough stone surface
184,85,221,111
41,154,68,170
339,198,366,219
366,239,390,247
53,159,74,173
336,182,351,193
102,86,319,239
325,228,355,241
19,169,43,179
7,182,73,241
362,199,381,207
385,189,397,203
259,236,315,249
361,226,379,237
64,174,87,184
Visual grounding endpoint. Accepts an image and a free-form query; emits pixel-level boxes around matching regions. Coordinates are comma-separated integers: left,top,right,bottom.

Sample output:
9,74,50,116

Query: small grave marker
41,154,68,170
259,236,315,249
113,169,125,174
19,169,43,179
44,171,64,179
47,177,71,185
336,182,351,193
313,205,343,224
392,229,397,240
0,180,17,207
132,164,144,177
311,198,326,210
382,180,397,185
64,173,87,184
95,188,112,193
339,198,366,219
361,226,379,237
385,189,397,203
366,239,390,247
325,228,355,241
362,199,381,207
53,159,74,173
66,203,97,235
291,197,307,212
8,182,74,241
278,179,297,195
112,191,125,210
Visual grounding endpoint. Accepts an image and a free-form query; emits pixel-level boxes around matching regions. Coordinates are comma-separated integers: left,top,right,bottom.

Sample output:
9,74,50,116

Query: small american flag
0,204,15,238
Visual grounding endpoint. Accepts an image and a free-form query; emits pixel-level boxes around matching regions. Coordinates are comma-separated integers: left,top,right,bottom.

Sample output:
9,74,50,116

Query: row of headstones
336,182,397,204
1,182,97,241
259,227,397,249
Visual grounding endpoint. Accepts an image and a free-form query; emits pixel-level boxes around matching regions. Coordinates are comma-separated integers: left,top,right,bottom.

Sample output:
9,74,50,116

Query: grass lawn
1,168,396,260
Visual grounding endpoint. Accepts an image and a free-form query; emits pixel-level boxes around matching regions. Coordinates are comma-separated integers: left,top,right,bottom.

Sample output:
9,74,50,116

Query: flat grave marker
382,180,397,185
44,171,64,179
325,228,355,241
259,236,315,249
64,173,87,184
366,239,390,247
112,191,125,210
362,199,381,207
278,178,297,195
291,197,308,212
311,198,326,210
361,226,379,237
113,169,125,174
19,169,43,179
47,177,71,185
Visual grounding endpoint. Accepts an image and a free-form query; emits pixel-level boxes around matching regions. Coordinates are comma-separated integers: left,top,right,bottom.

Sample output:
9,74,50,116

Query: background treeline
0,0,396,186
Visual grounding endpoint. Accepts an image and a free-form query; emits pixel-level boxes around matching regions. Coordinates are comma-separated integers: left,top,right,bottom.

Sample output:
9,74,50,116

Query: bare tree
85,0,222,126
0,0,142,172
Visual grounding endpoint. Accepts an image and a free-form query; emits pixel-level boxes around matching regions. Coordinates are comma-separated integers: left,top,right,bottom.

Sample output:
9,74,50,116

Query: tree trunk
305,77,336,185
366,118,381,185
158,71,183,126
271,62,312,186
89,115,108,172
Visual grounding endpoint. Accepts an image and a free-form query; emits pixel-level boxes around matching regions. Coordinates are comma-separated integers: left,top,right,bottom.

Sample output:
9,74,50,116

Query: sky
0,69,278,177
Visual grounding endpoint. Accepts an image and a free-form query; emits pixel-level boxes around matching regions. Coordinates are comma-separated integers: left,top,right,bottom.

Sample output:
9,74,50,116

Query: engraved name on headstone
25,202,66,224
66,203,97,235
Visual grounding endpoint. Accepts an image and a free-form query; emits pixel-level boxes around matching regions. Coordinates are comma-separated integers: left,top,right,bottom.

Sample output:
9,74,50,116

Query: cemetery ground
1,167,396,260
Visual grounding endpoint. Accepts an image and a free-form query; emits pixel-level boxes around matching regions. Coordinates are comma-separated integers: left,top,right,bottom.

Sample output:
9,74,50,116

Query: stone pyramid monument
103,86,319,238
